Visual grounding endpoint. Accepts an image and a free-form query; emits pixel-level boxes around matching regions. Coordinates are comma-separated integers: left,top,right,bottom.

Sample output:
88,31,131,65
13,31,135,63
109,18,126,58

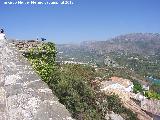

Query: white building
101,77,134,93
142,85,149,91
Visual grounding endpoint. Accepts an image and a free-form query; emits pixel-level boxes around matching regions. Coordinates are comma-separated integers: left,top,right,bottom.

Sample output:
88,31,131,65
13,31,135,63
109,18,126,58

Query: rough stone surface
141,99,160,117
105,111,124,120
0,39,73,120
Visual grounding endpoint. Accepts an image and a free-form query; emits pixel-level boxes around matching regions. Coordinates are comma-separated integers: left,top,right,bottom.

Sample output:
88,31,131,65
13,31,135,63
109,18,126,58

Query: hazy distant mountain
57,33,160,62
79,33,160,55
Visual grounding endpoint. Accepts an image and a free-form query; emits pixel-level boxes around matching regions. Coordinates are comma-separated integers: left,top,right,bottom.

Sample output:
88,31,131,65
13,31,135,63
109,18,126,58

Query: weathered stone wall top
0,39,73,120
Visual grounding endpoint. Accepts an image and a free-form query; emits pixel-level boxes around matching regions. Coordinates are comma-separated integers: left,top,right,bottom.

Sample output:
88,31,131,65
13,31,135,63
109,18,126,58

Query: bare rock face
141,99,160,117
105,111,124,120
0,39,73,120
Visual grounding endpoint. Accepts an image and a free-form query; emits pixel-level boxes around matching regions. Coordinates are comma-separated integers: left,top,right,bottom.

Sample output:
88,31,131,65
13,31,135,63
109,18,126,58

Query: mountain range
79,33,160,55
56,33,160,79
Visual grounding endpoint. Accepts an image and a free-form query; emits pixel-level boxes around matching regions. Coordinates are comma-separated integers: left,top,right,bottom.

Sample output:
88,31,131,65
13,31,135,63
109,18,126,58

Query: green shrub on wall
24,42,56,83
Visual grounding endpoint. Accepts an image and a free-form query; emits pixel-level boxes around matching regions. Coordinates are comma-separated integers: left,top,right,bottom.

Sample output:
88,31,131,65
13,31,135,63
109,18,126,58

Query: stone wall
0,39,73,120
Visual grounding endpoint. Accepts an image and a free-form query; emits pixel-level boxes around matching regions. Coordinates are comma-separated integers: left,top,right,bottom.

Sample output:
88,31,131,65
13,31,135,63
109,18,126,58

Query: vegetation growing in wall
23,42,56,83
24,42,137,120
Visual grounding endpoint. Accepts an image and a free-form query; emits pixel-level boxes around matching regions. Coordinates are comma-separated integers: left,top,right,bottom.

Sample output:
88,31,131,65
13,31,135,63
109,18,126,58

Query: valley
56,33,160,119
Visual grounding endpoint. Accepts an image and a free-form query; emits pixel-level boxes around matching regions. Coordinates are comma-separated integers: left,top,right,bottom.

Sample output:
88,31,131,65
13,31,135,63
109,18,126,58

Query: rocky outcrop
123,99,153,120
141,99,160,117
0,38,73,120
105,111,124,120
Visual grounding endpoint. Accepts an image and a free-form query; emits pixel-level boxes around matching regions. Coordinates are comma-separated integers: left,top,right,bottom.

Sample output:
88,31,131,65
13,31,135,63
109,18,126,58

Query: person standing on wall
0,28,6,39
0,29,4,34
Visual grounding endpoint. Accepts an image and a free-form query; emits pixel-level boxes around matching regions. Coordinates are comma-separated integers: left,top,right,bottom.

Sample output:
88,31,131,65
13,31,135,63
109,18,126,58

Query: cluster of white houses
101,77,134,93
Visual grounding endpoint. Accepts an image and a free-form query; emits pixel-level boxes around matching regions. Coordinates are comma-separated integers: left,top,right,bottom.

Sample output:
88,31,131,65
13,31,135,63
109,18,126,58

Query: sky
0,0,160,44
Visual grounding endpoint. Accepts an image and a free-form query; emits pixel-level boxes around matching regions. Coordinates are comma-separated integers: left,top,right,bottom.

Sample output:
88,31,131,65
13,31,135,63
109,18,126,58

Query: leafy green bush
133,80,143,94
24,42,56,83
144,90,160,100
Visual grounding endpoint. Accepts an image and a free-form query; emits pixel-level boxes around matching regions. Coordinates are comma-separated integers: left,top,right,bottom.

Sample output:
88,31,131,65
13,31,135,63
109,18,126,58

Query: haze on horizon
0,0,160,44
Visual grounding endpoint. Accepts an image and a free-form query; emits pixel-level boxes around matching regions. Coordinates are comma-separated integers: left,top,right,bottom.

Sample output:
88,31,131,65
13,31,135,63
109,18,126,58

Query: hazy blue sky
0,0,160,44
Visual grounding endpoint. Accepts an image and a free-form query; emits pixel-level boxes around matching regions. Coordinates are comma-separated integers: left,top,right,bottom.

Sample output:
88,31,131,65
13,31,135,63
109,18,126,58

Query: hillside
57,33,160,79
56,33,160,119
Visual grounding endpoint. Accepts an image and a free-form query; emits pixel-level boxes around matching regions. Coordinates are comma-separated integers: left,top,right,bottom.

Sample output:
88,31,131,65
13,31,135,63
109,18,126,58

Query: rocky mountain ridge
79,33,160,55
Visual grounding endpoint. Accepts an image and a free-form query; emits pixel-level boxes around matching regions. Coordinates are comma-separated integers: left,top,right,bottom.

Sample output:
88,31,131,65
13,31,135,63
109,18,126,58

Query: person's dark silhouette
41,38,46,41
0,29,4,34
